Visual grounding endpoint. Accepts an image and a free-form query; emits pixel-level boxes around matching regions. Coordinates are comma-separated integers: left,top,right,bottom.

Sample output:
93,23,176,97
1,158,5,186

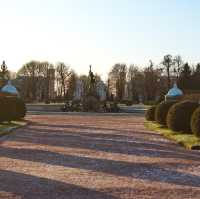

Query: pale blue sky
0,0,200,79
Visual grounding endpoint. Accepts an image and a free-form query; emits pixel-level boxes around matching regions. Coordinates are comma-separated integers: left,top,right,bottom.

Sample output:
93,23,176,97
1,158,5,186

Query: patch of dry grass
145,121,200,150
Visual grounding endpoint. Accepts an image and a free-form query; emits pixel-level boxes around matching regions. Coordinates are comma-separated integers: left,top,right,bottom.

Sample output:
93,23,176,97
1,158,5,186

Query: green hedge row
155,101,176,125
146,100,200,137
167,101,199,133
0,97,26,122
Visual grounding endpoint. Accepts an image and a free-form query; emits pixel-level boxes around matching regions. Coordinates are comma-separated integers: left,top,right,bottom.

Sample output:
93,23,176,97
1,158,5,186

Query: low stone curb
27,111,145,116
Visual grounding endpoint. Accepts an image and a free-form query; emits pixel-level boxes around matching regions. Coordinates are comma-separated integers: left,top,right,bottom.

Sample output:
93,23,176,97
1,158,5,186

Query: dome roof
166,83,183,97
1,80,19,96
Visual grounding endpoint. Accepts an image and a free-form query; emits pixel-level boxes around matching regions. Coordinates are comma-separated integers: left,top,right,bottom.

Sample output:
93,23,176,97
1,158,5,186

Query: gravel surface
0,114,200,199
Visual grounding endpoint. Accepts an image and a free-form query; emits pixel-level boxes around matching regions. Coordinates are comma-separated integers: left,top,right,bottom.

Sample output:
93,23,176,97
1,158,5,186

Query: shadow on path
0,169,116,199
1,146,200,188
11,128,200,162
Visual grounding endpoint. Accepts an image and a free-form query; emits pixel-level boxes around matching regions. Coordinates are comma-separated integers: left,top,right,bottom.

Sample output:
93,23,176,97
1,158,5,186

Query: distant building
96,80,107,101
48,68,56,100
108,75,117,99
108,76,132,101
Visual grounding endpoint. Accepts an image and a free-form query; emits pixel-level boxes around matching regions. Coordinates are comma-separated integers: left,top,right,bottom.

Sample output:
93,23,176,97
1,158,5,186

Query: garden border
0,121,28,138
145,121,200,150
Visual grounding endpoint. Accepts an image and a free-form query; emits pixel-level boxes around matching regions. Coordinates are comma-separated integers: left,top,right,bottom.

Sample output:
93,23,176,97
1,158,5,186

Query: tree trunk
167,64,171,89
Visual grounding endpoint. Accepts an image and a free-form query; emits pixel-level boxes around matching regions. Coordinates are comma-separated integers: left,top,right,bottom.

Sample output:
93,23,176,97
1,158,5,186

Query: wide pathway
0,114,200,199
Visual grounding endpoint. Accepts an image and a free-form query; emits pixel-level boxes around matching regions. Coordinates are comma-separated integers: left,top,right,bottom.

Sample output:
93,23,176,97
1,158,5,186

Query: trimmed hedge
0,97,26,122
15,98,27,120
191,107,200,137
167,101,199,133
145,106,156,121
0,97,13,122
155,101,176,125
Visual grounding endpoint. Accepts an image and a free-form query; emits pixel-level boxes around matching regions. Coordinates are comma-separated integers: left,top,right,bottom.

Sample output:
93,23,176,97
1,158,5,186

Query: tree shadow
0,169,116,199
29,122,199,151
1,146,200,187
26,124,173,147
31,122,150,135
11,127,200,161
99,187,200,199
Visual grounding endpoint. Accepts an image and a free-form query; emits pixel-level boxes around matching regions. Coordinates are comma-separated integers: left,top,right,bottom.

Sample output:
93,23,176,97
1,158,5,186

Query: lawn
145,121,200,150
0,121,27,137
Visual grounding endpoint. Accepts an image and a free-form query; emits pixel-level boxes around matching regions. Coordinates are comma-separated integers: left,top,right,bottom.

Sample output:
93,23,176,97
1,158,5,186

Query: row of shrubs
146,100,200,137
61,97,120,112
0,96,26,122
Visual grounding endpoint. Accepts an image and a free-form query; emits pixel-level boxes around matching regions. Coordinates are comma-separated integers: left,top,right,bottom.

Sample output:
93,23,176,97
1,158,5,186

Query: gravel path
0,114,200,199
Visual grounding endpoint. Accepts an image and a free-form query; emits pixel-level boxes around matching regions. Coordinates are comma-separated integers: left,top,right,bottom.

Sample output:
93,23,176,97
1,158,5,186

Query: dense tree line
12,54,200,103
16,61,77,102
178,62,200,91
108,55,200,103
15,61,102,102
108,61,164,102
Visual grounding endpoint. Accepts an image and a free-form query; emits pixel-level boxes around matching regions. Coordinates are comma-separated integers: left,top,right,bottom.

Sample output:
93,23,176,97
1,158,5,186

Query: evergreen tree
192,63,200,90
178,63,192,90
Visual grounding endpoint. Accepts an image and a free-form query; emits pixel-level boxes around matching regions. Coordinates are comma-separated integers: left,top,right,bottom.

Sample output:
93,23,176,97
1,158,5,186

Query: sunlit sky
0,0,200,79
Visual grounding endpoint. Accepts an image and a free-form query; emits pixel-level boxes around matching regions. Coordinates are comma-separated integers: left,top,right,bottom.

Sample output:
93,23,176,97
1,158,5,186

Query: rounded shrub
145,106,156,121
191,107,200,137
155,101,176,125
71,100,82,112
0,97,15,122
0,98,6,122
167,101,199,133
110,102,120,113
0,97,26,122
15,98,27,120
83,96,100,112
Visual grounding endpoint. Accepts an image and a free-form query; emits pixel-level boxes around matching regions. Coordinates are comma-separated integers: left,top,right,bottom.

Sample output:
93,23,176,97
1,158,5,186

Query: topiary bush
110,101,120,113
145,106,156,121
83,96,100,112
71,100,82,112
167,101,199,133
15,98,27,120
0,97,26,122
191,107,200,137
155,101,176,125
0,97,16,122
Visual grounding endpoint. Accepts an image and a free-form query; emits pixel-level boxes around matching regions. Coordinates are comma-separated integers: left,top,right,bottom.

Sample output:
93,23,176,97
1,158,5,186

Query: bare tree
127,64,140,101
109,63,127,101
17,61,40,100
173,55,183,79
144,61,160,101
66,70,77,100
56,63,71,98
162,55,173,89
39,62,54,102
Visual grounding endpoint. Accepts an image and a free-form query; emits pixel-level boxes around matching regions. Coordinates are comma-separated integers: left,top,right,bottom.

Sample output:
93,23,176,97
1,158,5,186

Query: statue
88,65,96,95
89,65,95,84
1,61,7,75
0,61,9,88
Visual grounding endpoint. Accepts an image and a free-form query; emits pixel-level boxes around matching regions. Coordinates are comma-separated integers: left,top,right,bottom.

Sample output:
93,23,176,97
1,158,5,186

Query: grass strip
0,121,27,137
145,121,200,150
